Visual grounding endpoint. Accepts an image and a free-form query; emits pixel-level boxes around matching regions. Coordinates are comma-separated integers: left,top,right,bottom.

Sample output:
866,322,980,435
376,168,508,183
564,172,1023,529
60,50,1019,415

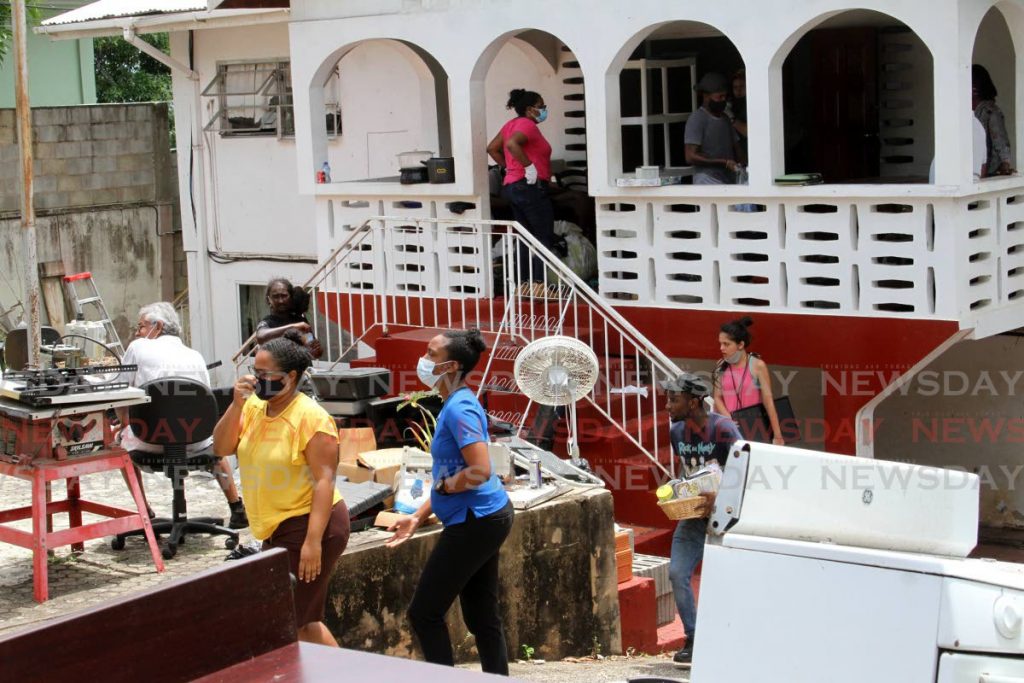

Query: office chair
112,377,238,559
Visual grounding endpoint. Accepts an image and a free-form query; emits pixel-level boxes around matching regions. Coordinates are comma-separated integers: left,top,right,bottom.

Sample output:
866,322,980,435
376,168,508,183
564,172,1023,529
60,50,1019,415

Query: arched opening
610,21,746,184
479,30,597,277
972,5,1017,177
781,10,934,184
311,39,451,183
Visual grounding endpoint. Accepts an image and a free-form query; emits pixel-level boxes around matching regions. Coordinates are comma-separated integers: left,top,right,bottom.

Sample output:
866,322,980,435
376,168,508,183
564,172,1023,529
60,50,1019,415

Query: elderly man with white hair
117,302,248,529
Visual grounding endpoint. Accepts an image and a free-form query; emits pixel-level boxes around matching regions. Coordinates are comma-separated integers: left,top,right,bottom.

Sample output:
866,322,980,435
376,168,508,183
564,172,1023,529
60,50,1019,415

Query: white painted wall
872,333,1024,528
192,23,316,257
330,41,440,181
156,0,1024,359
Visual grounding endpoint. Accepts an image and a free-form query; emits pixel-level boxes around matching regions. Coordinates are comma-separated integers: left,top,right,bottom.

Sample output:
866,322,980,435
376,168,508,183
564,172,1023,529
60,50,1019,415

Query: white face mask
724,350,743,365
417,357,442,388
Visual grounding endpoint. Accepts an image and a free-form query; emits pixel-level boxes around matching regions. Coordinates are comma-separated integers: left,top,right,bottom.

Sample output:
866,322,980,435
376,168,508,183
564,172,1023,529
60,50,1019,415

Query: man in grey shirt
684,72,743,185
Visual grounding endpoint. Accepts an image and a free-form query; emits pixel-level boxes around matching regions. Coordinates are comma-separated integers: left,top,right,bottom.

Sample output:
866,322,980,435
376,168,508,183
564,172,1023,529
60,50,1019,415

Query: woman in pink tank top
486,89,558,288
712,316,785,445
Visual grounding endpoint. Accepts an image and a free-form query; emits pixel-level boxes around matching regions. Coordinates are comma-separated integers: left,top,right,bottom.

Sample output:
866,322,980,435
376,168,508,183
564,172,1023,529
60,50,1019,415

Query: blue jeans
502,179,555,281
669,517,707,639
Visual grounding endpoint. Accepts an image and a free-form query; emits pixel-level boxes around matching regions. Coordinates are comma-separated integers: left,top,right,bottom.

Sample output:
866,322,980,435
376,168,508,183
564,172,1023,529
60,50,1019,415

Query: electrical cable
58,334,123,361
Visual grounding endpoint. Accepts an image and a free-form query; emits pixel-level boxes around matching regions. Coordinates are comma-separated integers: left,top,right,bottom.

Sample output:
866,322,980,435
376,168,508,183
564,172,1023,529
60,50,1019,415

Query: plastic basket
657,495,708,521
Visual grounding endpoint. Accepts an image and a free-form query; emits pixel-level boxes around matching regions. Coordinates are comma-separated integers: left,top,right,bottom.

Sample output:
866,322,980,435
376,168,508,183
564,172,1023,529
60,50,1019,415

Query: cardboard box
336,448,404,487
373,509,439,529
339,427,377,464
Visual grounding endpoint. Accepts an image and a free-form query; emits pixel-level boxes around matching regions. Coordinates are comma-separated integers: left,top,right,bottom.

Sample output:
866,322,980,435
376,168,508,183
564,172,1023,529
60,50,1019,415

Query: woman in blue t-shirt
386,328,513,676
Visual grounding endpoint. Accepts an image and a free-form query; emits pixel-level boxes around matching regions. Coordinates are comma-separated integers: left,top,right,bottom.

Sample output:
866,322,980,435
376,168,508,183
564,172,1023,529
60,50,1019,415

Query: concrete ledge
325,488,622,662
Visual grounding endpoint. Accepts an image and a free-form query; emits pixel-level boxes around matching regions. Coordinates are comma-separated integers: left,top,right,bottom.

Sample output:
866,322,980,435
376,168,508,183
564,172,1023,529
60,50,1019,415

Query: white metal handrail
233,215,682,477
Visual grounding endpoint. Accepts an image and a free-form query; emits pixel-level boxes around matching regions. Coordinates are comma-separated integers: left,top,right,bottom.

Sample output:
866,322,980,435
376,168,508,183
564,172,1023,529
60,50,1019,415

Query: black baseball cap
694,72,729,94
660,373,711,398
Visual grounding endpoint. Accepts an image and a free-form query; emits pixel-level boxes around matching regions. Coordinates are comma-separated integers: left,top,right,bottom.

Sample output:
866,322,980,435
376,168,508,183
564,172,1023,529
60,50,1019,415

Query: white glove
524,163,538,185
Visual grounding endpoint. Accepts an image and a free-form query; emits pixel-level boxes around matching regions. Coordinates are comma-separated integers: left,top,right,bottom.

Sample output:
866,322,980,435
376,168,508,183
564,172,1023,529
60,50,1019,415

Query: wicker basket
658,495,708,521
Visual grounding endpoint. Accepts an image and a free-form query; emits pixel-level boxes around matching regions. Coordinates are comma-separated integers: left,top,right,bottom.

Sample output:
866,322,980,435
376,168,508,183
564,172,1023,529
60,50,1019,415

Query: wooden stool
0,449,164,602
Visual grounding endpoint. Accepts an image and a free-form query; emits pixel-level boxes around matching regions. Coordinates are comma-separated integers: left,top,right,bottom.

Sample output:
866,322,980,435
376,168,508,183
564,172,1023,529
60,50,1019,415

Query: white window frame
620,57,698,168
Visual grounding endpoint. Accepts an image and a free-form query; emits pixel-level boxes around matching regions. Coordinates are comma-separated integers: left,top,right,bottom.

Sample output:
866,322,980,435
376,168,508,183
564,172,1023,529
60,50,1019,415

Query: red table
0,394,164,602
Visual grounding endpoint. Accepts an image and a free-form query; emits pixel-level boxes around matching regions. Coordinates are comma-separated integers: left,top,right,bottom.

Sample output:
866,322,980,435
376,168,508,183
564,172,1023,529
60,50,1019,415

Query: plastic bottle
321,161,332,183
85,321,107,361
65,316,87,352
528,453,543,489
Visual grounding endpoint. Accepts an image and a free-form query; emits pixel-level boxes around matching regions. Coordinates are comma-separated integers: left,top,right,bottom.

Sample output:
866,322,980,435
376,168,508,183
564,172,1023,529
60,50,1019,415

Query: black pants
408,500,514,675
503,180,555,282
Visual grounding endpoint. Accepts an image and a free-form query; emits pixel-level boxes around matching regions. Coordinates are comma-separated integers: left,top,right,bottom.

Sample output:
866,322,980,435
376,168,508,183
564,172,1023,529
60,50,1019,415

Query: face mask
535,108,548,123
255,376,288,400
417,357,442,389
724,350,743,365
707,99,727,115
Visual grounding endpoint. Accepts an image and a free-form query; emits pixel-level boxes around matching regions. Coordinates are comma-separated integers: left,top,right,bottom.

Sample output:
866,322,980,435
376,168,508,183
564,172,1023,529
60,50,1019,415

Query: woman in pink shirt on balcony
487,88,557,287
712,316,785,445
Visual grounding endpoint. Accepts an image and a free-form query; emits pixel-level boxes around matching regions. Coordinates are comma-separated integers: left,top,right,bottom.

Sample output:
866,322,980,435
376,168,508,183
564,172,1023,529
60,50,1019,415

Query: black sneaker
228,501,249,529
673,639,694,668
225,540,261,561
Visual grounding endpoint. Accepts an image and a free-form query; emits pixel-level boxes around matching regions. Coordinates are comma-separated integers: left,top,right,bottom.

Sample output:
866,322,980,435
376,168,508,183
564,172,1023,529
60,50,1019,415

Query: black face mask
707,99,727,115
255,377,288,400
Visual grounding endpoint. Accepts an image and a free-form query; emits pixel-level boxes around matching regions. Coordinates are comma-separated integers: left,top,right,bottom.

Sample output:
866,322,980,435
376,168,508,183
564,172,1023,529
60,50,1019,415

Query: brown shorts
262,501,350,628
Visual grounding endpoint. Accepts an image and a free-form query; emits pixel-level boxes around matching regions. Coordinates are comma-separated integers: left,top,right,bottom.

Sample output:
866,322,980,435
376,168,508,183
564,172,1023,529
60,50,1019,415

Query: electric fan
513,335,600,459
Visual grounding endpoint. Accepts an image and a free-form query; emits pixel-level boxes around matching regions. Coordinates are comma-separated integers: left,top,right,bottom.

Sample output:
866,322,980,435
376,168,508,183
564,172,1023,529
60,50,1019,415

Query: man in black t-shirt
661,372,741,669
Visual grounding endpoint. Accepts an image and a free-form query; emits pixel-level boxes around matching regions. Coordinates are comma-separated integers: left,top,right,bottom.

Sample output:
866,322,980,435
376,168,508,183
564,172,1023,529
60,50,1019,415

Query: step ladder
62,272,126,359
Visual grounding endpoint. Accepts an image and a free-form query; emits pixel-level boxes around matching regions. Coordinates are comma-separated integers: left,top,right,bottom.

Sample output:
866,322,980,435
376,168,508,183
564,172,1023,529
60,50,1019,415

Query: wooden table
0,395,164,602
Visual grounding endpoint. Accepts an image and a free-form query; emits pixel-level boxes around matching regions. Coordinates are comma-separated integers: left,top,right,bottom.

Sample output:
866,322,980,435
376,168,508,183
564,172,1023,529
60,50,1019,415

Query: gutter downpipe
122,26,215,360
855,328,971,459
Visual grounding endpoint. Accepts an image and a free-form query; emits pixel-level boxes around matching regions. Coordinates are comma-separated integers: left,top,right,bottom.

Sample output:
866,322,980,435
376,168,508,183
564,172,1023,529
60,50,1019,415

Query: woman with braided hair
213,329,348,645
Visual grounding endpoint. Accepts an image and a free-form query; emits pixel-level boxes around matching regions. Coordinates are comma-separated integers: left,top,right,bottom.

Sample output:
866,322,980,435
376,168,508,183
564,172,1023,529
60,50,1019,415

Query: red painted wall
614,307,960,454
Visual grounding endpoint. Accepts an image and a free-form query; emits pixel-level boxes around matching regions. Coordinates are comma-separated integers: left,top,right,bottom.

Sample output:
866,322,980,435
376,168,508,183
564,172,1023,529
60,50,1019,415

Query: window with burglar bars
202,60,341,138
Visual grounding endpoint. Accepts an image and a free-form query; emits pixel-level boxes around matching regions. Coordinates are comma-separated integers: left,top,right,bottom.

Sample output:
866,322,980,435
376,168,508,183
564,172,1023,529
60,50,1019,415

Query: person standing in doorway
487,89,559,291
684,72,744,185
662,373,741,668
386,328,514,676
973,64,1014,177
712,316,785,445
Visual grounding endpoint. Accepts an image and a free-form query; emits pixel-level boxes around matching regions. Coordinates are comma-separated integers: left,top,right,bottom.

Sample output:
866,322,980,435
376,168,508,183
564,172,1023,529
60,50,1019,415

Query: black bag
730,396,800,444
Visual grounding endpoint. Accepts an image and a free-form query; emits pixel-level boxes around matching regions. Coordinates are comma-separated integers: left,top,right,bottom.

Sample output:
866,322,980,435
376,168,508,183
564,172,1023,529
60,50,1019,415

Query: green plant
520,644,535,661
396,389,438,450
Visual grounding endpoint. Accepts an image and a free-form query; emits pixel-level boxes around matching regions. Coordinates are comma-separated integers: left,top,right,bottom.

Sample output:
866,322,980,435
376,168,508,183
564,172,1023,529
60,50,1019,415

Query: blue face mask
535,107,548,123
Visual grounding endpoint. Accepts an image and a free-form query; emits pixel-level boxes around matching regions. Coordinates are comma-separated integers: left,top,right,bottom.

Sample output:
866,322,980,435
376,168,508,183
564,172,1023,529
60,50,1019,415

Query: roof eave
35,7,289,40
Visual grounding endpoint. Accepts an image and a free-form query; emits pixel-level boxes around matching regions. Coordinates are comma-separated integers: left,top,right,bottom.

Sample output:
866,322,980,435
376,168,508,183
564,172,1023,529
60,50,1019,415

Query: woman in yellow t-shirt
213,332,347,646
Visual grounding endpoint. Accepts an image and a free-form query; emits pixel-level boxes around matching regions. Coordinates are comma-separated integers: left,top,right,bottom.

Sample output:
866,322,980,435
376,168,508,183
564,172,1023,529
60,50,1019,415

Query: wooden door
810,28,880,182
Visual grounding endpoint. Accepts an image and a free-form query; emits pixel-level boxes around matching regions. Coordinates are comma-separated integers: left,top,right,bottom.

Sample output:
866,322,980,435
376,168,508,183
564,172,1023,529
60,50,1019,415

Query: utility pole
12,0,40,367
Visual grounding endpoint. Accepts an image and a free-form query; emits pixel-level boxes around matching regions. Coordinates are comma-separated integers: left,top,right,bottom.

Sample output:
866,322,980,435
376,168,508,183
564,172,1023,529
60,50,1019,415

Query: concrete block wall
0,103,183,341
0,104,175,213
